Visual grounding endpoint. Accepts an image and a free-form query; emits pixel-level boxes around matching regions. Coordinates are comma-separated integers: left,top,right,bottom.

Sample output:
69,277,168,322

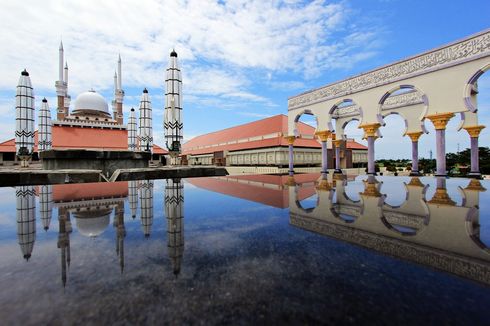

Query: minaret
38,98,52,151
112,71,117,121
114,55,124,124
63,62,70,117
139,180,154,238
138,88,153,153
128,180,139,218
56,41,67,120
165,178,184,276
164,50,183,161
39,185,53,231
15,69,35,167
128,108,138,151
16,186,36,260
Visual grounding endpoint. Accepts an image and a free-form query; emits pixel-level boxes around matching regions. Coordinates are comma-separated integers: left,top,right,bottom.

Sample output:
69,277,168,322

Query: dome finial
21,69,29,76
143,88,148,94
170,49,177,57
42,97,47,103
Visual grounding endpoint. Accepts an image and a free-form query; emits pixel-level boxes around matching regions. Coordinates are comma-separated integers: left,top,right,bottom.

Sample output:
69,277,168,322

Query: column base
367,172,377,176
409,171,422,176
334,169,343,174
467,172,483,179
321,170,329,174
434,173,447,177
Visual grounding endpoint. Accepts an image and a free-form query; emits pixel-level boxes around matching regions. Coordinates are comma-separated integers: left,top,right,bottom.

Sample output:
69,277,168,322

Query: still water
1,174,490,324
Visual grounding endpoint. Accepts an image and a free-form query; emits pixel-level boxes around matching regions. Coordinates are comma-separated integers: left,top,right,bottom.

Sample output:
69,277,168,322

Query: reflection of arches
295,193,319,213
294,109,318,137
380,212,429,236
330,207,358,224
465,63,490,112
466,207,490,254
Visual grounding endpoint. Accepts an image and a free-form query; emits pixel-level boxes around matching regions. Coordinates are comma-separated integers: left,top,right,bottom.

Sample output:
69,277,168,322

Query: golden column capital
359,123,381,137
427,189,456,206
360,183,382,197
465,179,487,192
406,131,423,142
463,125,486,138
314,130,331,142
284,135,296,145
425,112,455,130
284,176,296,187
407,177,424,187
332,139,343,147
316,179,332,191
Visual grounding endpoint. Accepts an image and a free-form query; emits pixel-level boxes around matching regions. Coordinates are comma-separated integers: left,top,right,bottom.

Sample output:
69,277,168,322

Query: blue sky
0,0,489,159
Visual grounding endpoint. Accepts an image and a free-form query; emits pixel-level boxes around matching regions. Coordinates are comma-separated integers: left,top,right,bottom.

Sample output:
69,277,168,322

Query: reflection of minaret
57,207,71,287
165,178,184,276
128,180,139,219
39,185,53,231
113,202,126,273
139,180,154,237
16,186,36,260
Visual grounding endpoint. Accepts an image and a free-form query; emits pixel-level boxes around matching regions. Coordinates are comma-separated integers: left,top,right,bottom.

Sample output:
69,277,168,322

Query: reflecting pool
1,174,490,324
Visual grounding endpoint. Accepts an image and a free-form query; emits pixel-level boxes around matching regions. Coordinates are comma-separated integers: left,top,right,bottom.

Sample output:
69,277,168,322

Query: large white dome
73,89,109,114
74,209,111,237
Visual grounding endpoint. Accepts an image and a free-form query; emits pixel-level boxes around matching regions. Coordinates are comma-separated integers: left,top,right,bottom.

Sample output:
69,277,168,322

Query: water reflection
13,179,187,287
287,174,489,284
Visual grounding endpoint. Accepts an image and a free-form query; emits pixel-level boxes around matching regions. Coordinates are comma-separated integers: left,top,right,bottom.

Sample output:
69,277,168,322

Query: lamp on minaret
38,98,52,152
15,69,35,168
56,41,67,120
114,55,124,124
138,88,153,153
128,107,138,151
164,49,183,162
16,186,36,261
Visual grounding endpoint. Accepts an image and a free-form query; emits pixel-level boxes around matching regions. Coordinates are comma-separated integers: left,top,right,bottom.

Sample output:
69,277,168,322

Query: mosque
0,42,168,165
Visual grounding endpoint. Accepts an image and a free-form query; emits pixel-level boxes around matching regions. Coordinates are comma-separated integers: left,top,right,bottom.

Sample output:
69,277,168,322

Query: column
426,113,454,177
359,123,381,175
463,125,485,178
315,130,331,174
284,136,296,175
332,139,342,174
406,132,423,176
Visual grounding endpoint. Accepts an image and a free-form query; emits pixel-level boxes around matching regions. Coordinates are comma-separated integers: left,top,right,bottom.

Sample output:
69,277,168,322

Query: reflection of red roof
183,115,320,155
0,126,167,154
52,181,128,202
187,173,320,208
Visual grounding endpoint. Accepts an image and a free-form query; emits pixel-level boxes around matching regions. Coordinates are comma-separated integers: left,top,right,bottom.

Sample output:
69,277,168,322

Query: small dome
73,89,109,115
74,209,112,237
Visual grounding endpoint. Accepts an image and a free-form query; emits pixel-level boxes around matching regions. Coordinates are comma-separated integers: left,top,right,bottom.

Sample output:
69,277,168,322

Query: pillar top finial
359,122,381,137
463,125,486,138
406,131,423,142
284,135,296,145
314,130,331,142
425,112,455,130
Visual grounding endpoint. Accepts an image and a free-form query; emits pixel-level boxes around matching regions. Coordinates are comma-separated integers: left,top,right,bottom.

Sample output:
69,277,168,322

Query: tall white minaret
15,69,35,167
16,186,36,261
138,88,153,153
56,41,67,120
63,62,70,116
114,55,124,124
39,185,53,231
128,107,138,151
38,98,52,151
139,180,154,238
164,49,183,160
165,178,184,276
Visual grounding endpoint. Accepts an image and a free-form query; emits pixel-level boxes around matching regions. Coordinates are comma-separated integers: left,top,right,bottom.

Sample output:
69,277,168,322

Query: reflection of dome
74,208,112,237
73,89,110,116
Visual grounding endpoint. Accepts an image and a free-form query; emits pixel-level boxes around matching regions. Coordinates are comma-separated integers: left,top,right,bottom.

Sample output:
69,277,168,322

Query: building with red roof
182,114,367,169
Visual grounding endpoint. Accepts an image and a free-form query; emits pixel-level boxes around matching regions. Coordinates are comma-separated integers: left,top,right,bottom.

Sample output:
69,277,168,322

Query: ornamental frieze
289,31,490,110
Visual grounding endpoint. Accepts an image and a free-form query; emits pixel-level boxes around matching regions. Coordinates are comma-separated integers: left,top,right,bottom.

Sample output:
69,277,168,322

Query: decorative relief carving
383,211,426,229
332,104,359,118
289,31,490,110
382,91,424,110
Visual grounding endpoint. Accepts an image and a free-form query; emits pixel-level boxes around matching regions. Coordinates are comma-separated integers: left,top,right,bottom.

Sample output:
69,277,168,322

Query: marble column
426,113,454,177
285,136,296,175
315,130,331,174
359,123,380,175
406,132,423,176
333,139,343,174
463,125,485,179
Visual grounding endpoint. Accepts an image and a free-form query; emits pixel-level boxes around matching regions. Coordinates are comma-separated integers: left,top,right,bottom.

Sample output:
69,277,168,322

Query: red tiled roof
187,173,319,208
182,114,366,155
0,126,167,154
